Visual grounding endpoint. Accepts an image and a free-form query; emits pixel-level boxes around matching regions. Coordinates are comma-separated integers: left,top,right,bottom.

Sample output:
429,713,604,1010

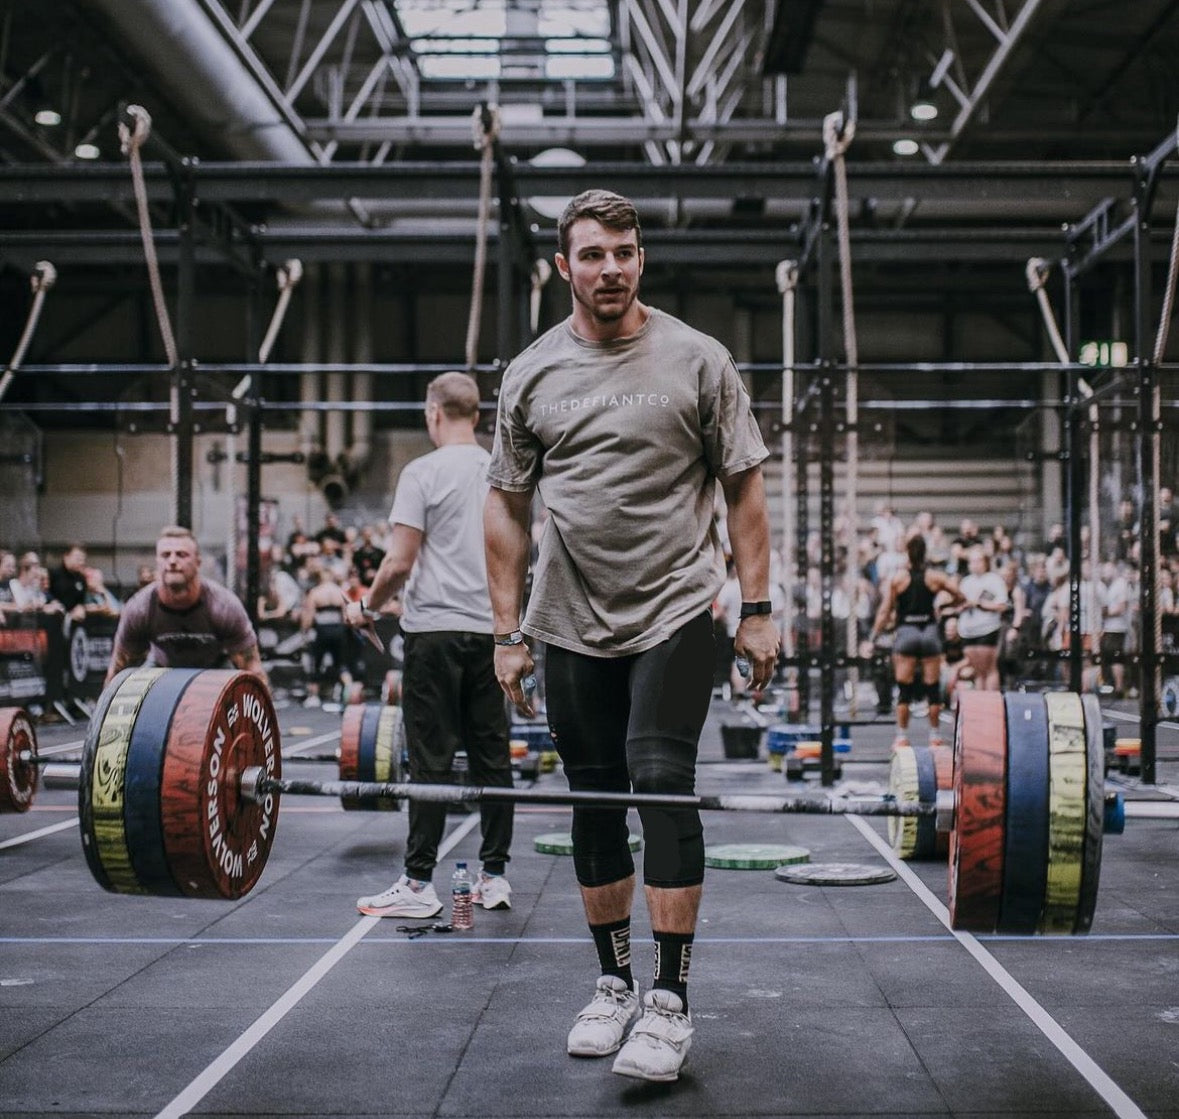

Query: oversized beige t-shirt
487,307,767,656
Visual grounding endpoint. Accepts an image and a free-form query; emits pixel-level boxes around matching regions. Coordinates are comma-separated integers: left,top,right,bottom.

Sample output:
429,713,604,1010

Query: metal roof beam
0,159,1164,206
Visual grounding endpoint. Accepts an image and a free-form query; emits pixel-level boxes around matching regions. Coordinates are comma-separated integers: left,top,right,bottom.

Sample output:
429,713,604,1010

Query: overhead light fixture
892,138,919,157
74,142,101,160
34,109,62,127
527,147,586,220
910,99,938,122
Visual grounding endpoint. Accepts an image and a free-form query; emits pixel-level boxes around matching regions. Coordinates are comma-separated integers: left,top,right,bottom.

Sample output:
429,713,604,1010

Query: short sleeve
699,349,768,480
486,368,542,492
221,600,258,655
389,462,428,531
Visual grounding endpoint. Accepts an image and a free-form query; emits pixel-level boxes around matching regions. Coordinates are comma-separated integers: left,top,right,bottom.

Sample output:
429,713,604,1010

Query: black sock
652,930,694,1012
589,917,633,990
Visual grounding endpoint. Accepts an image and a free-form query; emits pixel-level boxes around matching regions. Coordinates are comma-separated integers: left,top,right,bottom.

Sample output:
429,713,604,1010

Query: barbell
0,667,1123,934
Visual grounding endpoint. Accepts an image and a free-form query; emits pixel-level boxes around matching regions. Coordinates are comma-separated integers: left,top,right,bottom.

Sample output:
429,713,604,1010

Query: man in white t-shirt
1100,561,1133,697
344,372,514,920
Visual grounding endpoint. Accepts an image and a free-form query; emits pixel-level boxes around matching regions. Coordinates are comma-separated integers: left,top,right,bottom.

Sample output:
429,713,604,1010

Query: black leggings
544,612,714,890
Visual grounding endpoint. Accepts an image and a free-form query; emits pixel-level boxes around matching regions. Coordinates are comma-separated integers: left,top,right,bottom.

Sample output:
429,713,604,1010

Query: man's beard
572,280,636,324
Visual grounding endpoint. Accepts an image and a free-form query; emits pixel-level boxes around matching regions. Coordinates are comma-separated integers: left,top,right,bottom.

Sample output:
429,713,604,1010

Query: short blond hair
426,371,480,421
157,525,199,552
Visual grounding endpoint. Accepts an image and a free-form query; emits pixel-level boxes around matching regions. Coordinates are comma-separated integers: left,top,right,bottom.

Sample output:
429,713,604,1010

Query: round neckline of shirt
563,307,656,349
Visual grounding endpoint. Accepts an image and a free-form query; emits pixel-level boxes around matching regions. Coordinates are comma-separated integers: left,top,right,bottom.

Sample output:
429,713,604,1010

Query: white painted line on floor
847,815,1147,1119
1102,708,1179,730
0,817,78,850
280,729,341,757
153,808,481,1119
36,740,85,757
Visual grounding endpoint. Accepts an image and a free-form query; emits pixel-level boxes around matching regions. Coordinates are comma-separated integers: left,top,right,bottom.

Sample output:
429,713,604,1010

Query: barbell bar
0,667,1123,935
238,767,933,818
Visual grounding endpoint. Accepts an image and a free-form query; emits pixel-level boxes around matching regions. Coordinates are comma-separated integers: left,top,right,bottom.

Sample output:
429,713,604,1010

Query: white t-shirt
391,443,494,634
957,571,1009,639
488,308,768,656
1102,575,1132,634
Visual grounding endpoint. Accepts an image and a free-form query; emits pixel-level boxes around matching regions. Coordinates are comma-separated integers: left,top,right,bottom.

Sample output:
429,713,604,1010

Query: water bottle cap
456,860,467,868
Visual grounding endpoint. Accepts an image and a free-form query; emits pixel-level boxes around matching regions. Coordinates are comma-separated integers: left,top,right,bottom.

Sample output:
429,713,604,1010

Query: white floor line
36,740,86,757
847,815,1147,1119
0,817,79,849
153,809,481,1119
280,729,341,757
1078,708,1179,732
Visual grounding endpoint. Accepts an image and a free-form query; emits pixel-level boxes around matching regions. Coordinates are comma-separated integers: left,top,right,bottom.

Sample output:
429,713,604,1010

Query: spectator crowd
713,488,1179,711
7,485,1179,720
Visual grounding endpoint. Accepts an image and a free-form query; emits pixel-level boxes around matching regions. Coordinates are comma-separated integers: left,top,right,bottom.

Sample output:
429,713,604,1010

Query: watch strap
739,600,773,618
494,629,526,646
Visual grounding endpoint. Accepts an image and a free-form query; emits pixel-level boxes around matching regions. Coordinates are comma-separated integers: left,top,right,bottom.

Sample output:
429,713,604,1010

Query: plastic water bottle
451,861,474,930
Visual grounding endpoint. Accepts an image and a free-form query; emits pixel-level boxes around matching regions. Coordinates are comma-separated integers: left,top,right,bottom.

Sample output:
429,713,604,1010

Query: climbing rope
530,258,552,338
0,260,57,402
226,259,305,594
1026,257,1104,655
776,259,799,665
466,104,501,368
1146,202,1178,715
120,104,184,523
824,110,860,712
259,258,305,366
119,105,178,369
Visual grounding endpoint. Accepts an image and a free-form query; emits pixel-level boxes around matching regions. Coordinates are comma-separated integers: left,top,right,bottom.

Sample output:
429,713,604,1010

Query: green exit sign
1079,340,1128,367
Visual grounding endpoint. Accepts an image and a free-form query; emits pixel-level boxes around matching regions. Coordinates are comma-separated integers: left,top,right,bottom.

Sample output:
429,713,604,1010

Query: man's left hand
734,615,780,691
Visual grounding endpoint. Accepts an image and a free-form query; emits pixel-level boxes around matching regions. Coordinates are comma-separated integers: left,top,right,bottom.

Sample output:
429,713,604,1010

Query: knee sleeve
897,679,918,705
570,807,635,887
629,736,704,889
565,762,636,888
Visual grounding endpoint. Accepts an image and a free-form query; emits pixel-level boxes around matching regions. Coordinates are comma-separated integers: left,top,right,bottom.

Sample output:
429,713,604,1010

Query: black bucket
720,724,762,759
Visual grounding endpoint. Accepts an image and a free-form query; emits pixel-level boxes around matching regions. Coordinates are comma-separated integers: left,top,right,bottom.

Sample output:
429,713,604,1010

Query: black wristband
739,600,773,618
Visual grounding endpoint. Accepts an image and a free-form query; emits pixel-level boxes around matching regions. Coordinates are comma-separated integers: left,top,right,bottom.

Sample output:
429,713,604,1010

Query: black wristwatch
739,600,773,618
494,629,526,646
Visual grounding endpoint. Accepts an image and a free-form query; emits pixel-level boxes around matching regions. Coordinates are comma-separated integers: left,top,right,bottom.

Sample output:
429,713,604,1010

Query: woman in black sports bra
870,533,964,748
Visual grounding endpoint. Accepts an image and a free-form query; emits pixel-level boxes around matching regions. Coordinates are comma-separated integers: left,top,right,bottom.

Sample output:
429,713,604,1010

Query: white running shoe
356,876,443,918
611,990,693,1082
567,976,641,1057
472,872,512,910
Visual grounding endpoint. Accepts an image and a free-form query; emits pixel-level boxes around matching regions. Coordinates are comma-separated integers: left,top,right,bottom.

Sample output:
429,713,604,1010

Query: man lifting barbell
104,526,267,690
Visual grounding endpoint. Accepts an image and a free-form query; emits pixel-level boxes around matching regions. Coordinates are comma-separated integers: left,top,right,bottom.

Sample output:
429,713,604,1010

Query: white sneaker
611,990,693,1082
472,872,512,910
356,876,443,918
567,976,641,1057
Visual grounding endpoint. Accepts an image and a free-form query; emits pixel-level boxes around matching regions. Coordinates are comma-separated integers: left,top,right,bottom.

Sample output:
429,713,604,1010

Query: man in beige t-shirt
485,189,778,1083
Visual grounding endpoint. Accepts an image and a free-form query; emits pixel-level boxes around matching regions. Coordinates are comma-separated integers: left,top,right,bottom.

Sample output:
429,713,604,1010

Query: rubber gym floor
2,694,1178,1119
